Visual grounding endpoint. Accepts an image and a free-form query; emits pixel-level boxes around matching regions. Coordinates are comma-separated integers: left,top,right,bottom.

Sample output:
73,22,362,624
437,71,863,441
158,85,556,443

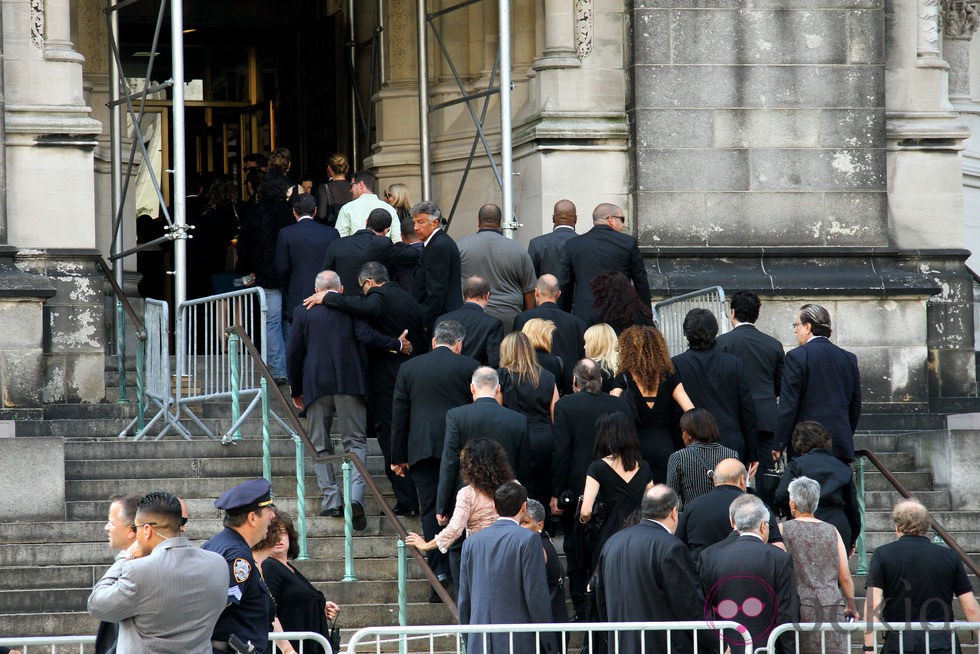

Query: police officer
202,478,275,653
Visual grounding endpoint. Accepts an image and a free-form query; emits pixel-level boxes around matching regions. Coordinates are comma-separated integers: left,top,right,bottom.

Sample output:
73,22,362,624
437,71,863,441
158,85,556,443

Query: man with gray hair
773,302,861,463
435,365,531,589
411,200,463,333
391,319,479,595
595,485,714,654
287,269,410,527
700,493,798,654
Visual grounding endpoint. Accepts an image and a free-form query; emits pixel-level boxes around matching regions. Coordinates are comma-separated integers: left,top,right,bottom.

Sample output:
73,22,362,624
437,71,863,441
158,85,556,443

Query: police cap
214,478,274,516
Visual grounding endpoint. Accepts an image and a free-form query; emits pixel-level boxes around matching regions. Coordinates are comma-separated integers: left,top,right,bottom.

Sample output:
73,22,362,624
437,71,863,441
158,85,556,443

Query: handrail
224,325,459,619
96,256,145,339
855,448,980,580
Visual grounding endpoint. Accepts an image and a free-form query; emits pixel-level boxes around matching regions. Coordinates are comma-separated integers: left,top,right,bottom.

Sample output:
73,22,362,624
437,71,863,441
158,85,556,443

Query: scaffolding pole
417,0,431,200
498,0,514,238
171,0,187,307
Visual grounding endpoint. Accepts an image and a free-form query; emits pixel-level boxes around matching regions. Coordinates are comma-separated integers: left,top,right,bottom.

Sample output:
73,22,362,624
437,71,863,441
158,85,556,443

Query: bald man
559,203,651,324
527,199,578,277
513,274,587,393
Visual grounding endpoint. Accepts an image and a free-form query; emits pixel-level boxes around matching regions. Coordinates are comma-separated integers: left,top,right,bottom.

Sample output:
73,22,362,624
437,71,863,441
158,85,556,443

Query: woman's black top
262,557,329,654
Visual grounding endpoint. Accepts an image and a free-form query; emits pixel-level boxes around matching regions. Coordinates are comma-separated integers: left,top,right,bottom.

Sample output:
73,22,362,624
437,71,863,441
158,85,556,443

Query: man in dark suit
312,261,425,516
773,303,861,463
411,200,463,333
321,208,418,296
676,458,784,566
865,499,980,654
596,485,717,654
527,199,578,278
435,276,504,367
458,481,556,654
390,216,424,294
275,193,340,340
287,270,409,528
550,358,634,619
673,308,760,471
513,274,587,393
559,202,651,324
391,320,479,586
699,494,798,654
716,290,785,505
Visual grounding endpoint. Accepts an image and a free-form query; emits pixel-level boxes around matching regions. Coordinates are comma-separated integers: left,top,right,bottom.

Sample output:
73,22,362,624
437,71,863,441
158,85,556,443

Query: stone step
66,454,394,480
864,489,951,511
45,418,296,440
63,436,384,460
857,451,915,472
861,510,980,532
862,470,932,491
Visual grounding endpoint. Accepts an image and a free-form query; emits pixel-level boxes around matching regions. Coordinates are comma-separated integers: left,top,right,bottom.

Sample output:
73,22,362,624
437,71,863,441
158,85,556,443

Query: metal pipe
108,0,126,402
417,0,431,199
342,459,357,582
170,0,187,307
397,539,408,654
348,0,359,168
377,0,386,86
498,0,515,238
294,435,309,561
229,333,241,441
260,377,271,480
854,455,867,575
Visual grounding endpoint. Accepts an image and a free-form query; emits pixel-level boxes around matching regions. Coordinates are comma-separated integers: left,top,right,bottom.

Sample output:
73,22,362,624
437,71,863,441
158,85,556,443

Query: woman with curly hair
590,271,654,335
498,331,559,512
584,323,619,391
611,325,694,482
405,438,515,586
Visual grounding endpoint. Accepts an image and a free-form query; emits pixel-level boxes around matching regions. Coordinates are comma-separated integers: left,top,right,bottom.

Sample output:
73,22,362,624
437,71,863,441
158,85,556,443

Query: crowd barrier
759,620,980,654
0,631,331,653
653,286,730,355
346,621,750,653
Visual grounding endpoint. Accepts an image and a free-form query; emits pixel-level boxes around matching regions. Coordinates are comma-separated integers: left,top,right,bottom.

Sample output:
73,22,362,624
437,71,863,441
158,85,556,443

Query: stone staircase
3,381,980,650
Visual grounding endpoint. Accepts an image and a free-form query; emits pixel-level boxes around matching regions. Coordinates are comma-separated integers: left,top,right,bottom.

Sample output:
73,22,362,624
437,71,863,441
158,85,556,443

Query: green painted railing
96,257,145,416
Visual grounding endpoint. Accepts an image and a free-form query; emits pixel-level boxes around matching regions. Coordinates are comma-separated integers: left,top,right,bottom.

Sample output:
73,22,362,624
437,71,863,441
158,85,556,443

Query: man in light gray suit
457,481,557,654
88,492,228,654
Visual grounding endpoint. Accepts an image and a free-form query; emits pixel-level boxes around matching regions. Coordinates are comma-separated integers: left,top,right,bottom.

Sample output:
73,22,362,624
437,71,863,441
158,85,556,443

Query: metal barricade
0,635,94,653
346,621,751,653
652,285,731,356
269,630,334,654
119,299,191,440
760,621,980,654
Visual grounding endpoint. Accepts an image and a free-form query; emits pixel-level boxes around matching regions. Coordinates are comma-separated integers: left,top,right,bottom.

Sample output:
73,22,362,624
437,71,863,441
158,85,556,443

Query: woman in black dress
521,498,568,624
584,323,619,392
775,421,861,552
519,318,567,394
611,325,694,483
498,331,558,513
253,511,340,654
579,411,653,570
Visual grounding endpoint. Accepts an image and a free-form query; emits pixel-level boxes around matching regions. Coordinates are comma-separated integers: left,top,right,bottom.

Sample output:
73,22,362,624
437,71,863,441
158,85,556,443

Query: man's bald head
592,203,621,225
713,458,747,487
535,274,560,301
478,203,502,229
553,199,577,227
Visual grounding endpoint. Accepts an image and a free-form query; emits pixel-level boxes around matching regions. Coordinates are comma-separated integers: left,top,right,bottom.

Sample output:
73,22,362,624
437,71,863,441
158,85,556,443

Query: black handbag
325,618,340,653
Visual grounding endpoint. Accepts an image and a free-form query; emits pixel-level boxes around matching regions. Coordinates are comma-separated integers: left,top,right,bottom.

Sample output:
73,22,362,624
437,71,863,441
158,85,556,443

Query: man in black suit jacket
513,274,587,393
527,199,578,278
435,276,504,367
699,494,798,654
391,320,479,582
676,459,784,566
287,270,409,528
773,303,861,463
596,485,718,654
411,200,463,332
559,203,651,324
314,261,426,516
321,208,418,296
550,358,635,619
673,308,760,470
716,291,785,505
275,193,340,336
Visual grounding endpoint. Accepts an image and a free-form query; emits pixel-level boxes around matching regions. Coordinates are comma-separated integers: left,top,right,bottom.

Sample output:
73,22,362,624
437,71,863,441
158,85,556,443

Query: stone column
533,0,580,70
941,0,980,100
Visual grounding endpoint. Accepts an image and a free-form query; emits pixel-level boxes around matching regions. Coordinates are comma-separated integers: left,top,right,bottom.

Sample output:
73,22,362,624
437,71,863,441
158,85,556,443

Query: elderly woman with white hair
781,476,859,654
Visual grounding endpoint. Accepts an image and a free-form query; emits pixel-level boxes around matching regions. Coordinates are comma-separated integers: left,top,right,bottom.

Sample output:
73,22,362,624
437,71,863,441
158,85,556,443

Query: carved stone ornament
576,0,593,58
30,0,44,49
918,0,942,57
941,0,980,38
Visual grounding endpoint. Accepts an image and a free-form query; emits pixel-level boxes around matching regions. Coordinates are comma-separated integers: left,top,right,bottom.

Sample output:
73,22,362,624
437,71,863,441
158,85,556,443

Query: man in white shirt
334,171,401,242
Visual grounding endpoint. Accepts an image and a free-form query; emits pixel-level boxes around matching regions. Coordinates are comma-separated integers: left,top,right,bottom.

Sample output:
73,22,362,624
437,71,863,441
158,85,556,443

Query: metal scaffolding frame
417,0,515,237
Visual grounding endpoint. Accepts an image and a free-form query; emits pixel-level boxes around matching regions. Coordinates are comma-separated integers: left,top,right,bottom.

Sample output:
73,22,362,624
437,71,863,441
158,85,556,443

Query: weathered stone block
763,65,882,107
744,0,881,7
67,352,107,404
631,65,768,108
713,109,820,148
818,108,885,147
636,192,707,244
671,10,848,65
635,149,750,192
847,9,884,63
0,301,44,349
634,109,714,148
749,148,885,190
0,349,43,407
0,439,65,520
42,354,67,404
46,304,104,353
631,10,671,65
834,298,927,347
848,345,928,404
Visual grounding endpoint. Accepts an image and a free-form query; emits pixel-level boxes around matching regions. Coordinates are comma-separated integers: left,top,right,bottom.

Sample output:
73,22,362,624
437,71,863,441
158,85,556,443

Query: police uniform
202,479,276,654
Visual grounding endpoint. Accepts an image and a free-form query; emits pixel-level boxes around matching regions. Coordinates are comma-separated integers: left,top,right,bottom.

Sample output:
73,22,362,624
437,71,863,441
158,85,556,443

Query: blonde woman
384,182,414,224
520,317,564,391
584,323,618,391
498,331,558,513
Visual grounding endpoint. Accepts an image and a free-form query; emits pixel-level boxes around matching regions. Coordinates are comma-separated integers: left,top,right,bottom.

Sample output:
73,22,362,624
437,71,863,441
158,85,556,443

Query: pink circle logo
703,573,778,647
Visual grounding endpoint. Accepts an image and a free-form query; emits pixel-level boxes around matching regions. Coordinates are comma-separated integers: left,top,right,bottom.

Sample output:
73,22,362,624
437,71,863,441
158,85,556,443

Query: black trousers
371,376,419,512
409,457,448,578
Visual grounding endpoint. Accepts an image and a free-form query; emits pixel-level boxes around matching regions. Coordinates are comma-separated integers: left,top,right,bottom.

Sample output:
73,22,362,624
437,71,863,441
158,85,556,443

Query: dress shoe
350,501,367,531
392,506,419,517
428,576,453,603
319,507,341,517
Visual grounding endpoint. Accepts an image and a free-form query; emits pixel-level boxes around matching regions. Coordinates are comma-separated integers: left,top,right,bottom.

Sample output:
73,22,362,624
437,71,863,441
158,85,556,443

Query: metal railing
760,621,980,654
853,448,980,579
0,632,331,653
652,285,730,356
95,256,145,409
346,621,751,653
225,325,459,618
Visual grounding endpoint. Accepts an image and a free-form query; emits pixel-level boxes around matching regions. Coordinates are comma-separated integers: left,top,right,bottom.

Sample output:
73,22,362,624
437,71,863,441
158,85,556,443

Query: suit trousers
308,394,367,511
372,376,419,512
754,431,779,507
409,457,449,578
264,288,287,379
